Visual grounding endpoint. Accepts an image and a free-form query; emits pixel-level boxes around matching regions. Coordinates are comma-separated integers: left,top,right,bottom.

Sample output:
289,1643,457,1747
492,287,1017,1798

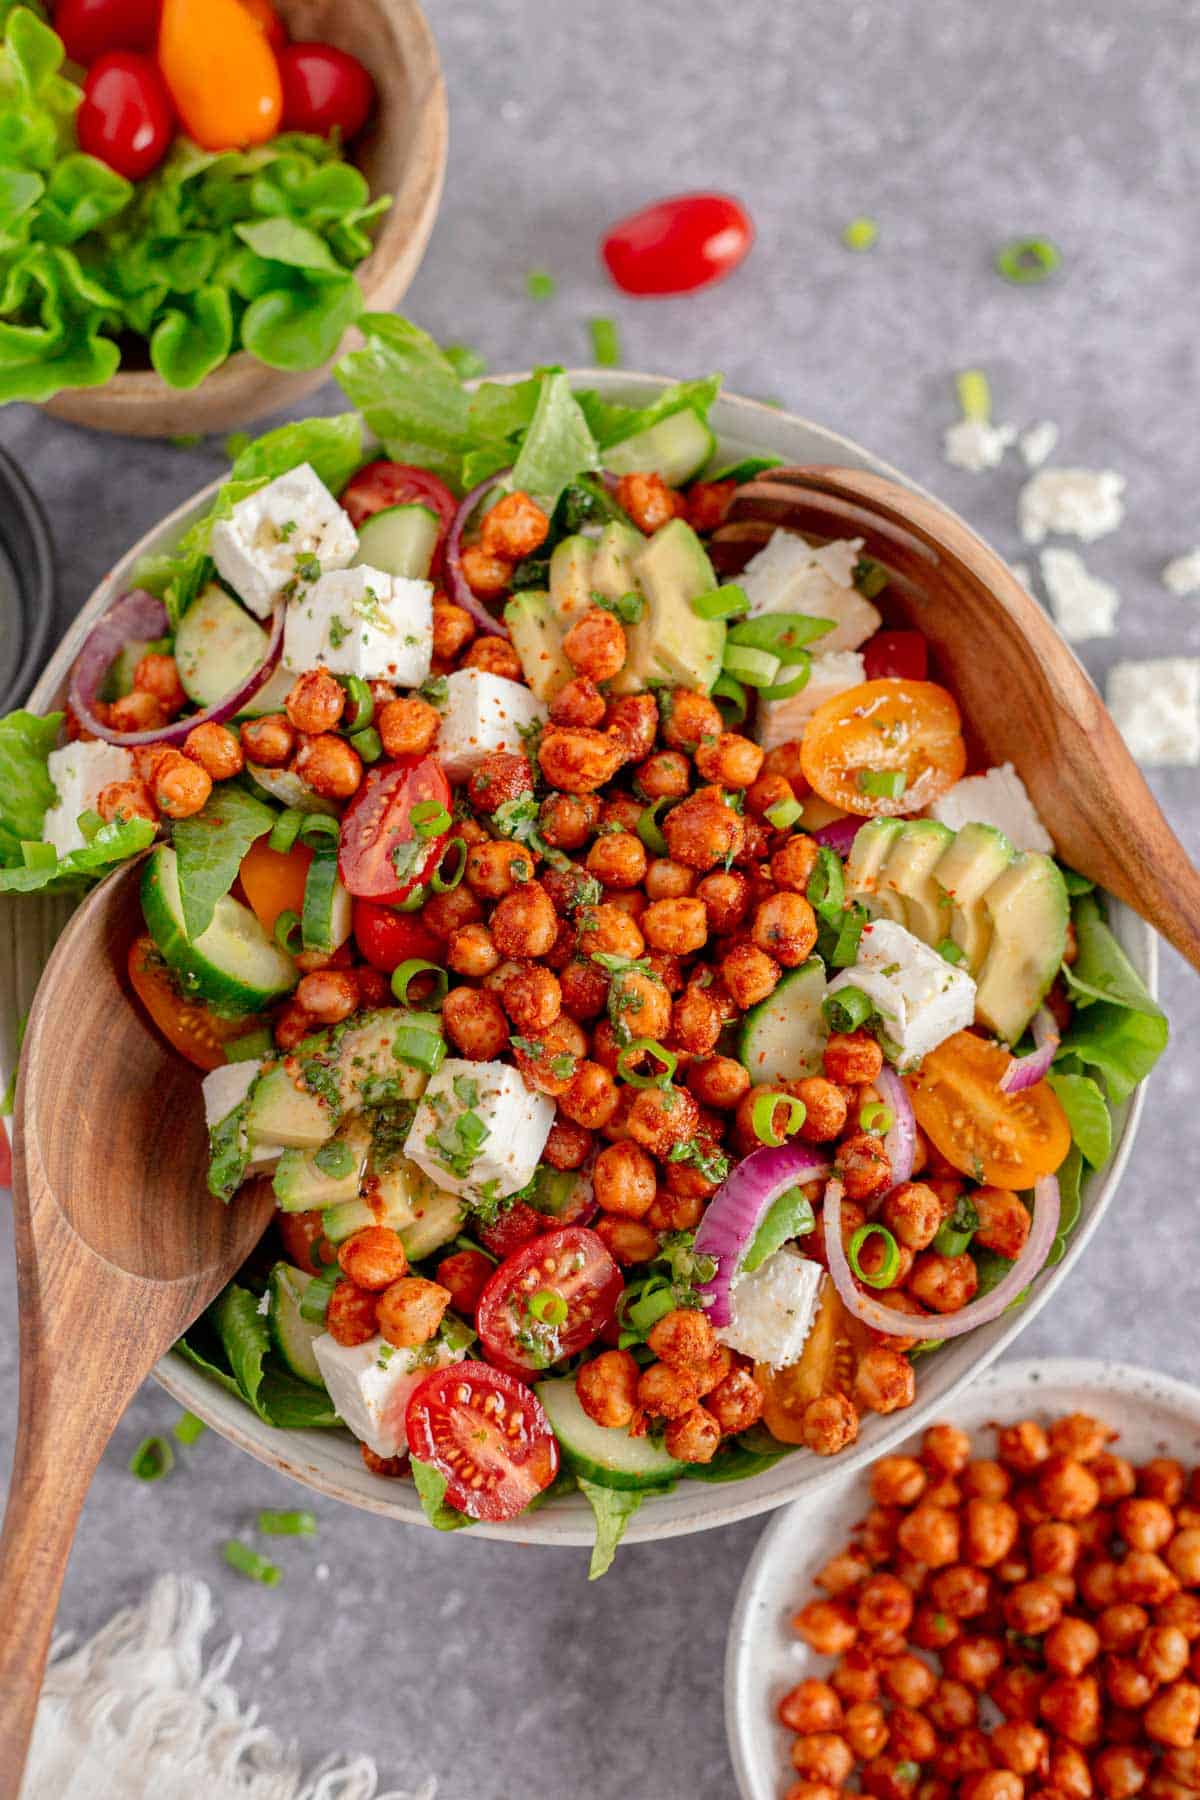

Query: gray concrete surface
2,1,1198,1795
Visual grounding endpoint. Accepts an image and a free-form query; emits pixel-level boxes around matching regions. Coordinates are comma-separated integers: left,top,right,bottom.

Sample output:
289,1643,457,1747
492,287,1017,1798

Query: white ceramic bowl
1,376,1155,1545
725,1357,1200,1800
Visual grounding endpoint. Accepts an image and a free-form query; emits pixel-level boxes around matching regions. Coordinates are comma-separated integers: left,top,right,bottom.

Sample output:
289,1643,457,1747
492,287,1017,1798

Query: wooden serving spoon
0,860,274,1795
714,464,1200,973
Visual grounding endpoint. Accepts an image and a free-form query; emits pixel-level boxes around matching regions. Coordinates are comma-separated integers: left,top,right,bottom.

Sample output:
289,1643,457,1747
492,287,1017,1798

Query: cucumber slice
301,845,352,955
175,585,269,710
539,1377,685,1490
739,958,829,1085
268,1264,327,1388
101,636,169,701
604,410,717,486
239,662,293,720
245,763,337,816
353,504,440,580
141,845,297,1015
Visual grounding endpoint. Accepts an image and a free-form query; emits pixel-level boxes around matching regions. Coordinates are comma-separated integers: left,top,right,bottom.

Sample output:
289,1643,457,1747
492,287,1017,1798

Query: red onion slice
811,816,861,857
69,591,285,748
824,1172,1060,1340
444,473,512,638
874,1065,916,1193
998,1008,1061,1094
694,1142,831,1326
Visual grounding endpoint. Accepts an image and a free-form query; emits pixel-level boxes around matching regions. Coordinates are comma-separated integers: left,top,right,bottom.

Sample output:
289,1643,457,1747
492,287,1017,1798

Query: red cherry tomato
601,192,754,296
278,42,375,141
405,1360,559,1522
340,461,457,576
435,1249,494,1317
476,1201,544,1262
76,51,174,180
54,0,159,62
863,629,930,683
476,1226,623,1380
352,899,441,971
338,756,451,903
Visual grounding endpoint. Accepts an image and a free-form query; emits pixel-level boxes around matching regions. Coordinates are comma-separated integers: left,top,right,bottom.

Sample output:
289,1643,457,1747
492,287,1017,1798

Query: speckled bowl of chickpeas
3,380,1156,1545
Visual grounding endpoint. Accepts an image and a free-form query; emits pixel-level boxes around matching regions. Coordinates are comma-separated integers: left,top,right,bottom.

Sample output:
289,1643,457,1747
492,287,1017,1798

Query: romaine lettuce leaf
1058,1003,1169,1106
171,784,276,940
1064,894,1165,1017
508,370,599,512
577,1476,646,1579
335,313,476,488
410,1456,474,1531
0,811,154,892
206,1282,339,1428
574,373,723,449
1045,1069,1112,1168
0,707,60,861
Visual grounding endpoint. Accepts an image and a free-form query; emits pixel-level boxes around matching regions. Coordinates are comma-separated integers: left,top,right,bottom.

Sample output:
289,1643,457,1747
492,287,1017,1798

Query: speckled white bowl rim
4,375,1156,1546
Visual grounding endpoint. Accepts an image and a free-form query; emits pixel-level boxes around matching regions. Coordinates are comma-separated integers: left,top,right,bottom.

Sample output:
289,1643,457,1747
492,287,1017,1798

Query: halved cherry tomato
239,837,312,937
352,898,440,971
436,1248,494,1317
800,678,967,818
338,756,451,902
77,51,174,179
405,1360,559,1522
158,0,282,151
54,0,159,63
339,462,457,575
279,41,375,141
863,629,929,683
476,1225,623,1379
476,1201,544,1261
127,935,261,1070
277,1209,337,1274
906,1030,1072,1192
601,192,754,296
238,0,286,50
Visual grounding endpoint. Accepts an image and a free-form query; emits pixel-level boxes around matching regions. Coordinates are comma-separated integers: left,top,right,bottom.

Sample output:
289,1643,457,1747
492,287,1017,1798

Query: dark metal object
0,444,55,713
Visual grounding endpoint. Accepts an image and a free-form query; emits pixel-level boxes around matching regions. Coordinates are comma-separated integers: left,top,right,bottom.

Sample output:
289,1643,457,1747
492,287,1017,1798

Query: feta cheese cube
1019,467,1126,545
201,1061,259,1130
1107,658,1200,766
404,1057,554,1202
755,651,866,751
312,1333,466,1460
740,530,881,653
929,763,1054,854
282,565,432,687
1162,550,1200,597
1019,421,1059,469
435,669,546,782
943,417,1017,474
826,917,976,1070
41,741,135,858
1039,548,1120,640
209,464,358,618
716,1248,825,1369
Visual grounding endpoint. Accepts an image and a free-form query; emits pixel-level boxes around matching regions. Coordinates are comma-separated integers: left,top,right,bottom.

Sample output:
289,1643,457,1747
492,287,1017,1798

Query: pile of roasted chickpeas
779,1413,1200,1800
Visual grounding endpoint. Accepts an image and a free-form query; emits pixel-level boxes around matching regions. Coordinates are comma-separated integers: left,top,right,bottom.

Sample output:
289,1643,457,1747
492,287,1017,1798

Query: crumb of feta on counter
1039,547,1120,640
312,1333,466,1459
282,565,432,687
740,530,881,653
716,1247,824,1369
1107,658,1200,766
826,918,976,1069
404,1057,554,1202
1019,467,1126,545
755,651,866,751
435,669,547,782
1162,550,1200,597
943,417,1017,473
1019,421,1059,469
41,741,135,858
209,464,357,619
929,762,1053,853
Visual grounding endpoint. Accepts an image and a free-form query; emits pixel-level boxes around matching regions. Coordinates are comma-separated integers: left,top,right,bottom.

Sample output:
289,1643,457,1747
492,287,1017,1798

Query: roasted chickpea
273,1000,318,1051
458,544,513,598
549,677,608,728
789,1075,848,1143
625,1082,700,1159
790,1734,855,1787
636,750,691,801
1119,1551,1181,1606
720,941,781,1008
432,598,475,660
962,1776,1022,1800
594,1214,659,1264
870,1456,927,1508
909,1250,979,1314
971,1187,1033,1260
863,1752,924,1798
660,687,722,751
1006,1579,1066,1636
686,478,736,533
376,1277,451,1348
131,650,187,716
442,986,510,1060
108,690,166,732
604,692,659,760
464,637,524,680
990,1722,1047,1779
780,1679,846,1736
361,1443,408,1478
1166,1529,1200,1587
539,790,600,851
487,882,556,959
924,1423,972,1475
637,1359,699,1420
562,606,627,682
857,1574,914,1638
1145,1682,1200,1748
751,890,818,966
855,1348,916,1415
945,1636,1005,1690
374,695,438,757
337,1226,407,1291
1143,1461,1188,1506
930,1565,991,1621
447,922,501,978
576,1349,639,1428
898,1503,961,1568
421,885,483,939
646,1307,717,1377
1037,1458,1102,1522
690,870,747,936
97,778,156,825
840,1701,888,1761
538,725,626,795
152,749,212,818
694,730,764,788
326,1279,377,1346
835,1131,893,1203
615,470,683,535
593,1140,656,1219
888,1707,938,1764
960,1496,1020,1568
706,1367,766,1435
182,720,243,780
663,784,745,870
635,896,706,957
479,489,549,560
556,956,607,1021
880,1181,943,1252
997,1420,1050,1474
1028,1521,1080,1577
284,667,344,735
294,732,362,799
686,1055,749,1112
1119,1497,1177,1553
830,1647,880,1705
823,1030,885,1085
1039,1673,1101,1746
294,970,359,1025
802,1393,859,1458
928,1679,978,1734
1094,1749,1150,1800
586,830,647,891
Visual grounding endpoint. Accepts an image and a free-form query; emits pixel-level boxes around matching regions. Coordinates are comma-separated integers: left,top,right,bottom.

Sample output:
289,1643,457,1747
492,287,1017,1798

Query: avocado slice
322,1151,464,1258
934,822,1015,974
844,818,906,921
245,1009,438,1150
611,519,725,695
549,536,597,623
881,821,954,943
974,853,1069,1044
504,590,572,703
273,1119,371,1212
589,521,644,601
246,1064,334,1150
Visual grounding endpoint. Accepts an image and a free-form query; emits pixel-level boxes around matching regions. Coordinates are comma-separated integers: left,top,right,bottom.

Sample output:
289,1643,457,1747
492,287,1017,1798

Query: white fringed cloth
22,1574,437,1800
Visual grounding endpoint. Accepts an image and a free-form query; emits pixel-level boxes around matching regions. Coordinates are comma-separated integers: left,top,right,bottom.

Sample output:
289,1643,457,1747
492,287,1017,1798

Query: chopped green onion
853,556,889,599
225,1027,273,1063
843,216,878,252
257,1509,317,1537
615,1038,677,1088
298,813,339,847
588,317,622,367
628,1281,674,1333
823,985,874,1032
528,1289,569,1326
750,1091,807,1147
526,269,556,300
936,937,966,966
807,846,845,925
393,1023,446,1076
445,343,488,379
457,1110,488,1152
995,236,1061,284
849,1222,901,1288
743,1186,816,1273
274,909,302,955
267,807,304,854
76,808,102,843
636,799,670,858
338,674,374,733
349,727,383,764
692,584,749,621
859,1101,894,1136
223,1541,281,1585
723,643,781,688
430,836,467,892
831,902,867,968
956,368,992,424
757,658,812,702
857,768,907,800
173,1411,207,1445
299,1263,340,1325
728,612,833,660
391,959,448,1009
129,1435,174,1481
594,588,644,624
933,1195,980,1258
710,672,748,728
411,800,451,839
765,796,803,832
314,1139,356,1179
20,841,56,870
394,882,427,912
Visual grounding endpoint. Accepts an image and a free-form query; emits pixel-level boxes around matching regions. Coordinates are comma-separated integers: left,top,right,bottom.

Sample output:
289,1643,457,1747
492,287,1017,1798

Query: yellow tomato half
906,1029,1072,1191
800,678,967,817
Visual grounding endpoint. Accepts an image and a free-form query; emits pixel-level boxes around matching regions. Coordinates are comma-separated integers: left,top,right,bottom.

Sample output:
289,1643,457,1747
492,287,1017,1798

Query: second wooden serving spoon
0,859,274,1797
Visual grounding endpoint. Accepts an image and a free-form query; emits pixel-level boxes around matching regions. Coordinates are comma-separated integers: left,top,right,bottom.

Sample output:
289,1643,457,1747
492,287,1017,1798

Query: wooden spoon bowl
0,860,274,1793
714,464,1200,973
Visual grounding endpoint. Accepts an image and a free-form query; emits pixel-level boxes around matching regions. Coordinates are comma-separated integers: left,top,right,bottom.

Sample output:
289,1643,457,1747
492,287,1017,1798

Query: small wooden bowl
42,0,446,440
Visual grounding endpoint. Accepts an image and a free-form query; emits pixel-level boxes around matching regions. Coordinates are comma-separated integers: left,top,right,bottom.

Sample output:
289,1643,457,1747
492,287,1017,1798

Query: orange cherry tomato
158,0,282,150
238,837,312,937
755,1281,873,1444
127,934,260,1070
237,0,286,50
906,1029,1072,1192
800,678,967,817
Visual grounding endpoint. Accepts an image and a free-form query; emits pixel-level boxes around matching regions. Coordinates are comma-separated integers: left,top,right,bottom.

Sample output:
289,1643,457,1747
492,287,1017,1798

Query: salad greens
171,786,275,940
0,810,154,893
0,709,59,858
1056,893,1168,1106
578,1480,645,1580
176,1284,340,1431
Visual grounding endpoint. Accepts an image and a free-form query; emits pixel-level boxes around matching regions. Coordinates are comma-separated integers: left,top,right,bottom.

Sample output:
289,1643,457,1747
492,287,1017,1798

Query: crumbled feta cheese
826,918,976,1069
312,1333,466,1460
282,565,432,687
1162,550,1200,597
1019,421,1059,469
435,669,546,782
41,741,135,858
755,651,866,751
943,417,1017,474
716,1248,824,1369
740,530,881,653
1039,548,1120,639
1019,467,1126,545
256,1290,270,1317
929,763,1054,853
1107,658,1200,766
201,1062,259,1130
404,1057,554,1202
210,464,357,618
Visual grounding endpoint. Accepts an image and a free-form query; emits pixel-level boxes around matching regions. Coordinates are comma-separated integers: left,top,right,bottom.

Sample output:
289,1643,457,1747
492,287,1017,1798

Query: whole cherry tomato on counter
279,42,376,141
238,0,287,51
77,51,174,179
601,192,754,296
54,0,159,64
158,0,282,151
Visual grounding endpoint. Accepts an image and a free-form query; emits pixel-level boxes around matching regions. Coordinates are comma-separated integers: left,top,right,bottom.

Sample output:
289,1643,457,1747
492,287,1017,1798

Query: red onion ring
824,1172,1060,1339
444,473,512,638
811,816,861,857
695,1142,832,1326
69,591,285,747
874,1065,916,1194
998,1008,1061,1094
